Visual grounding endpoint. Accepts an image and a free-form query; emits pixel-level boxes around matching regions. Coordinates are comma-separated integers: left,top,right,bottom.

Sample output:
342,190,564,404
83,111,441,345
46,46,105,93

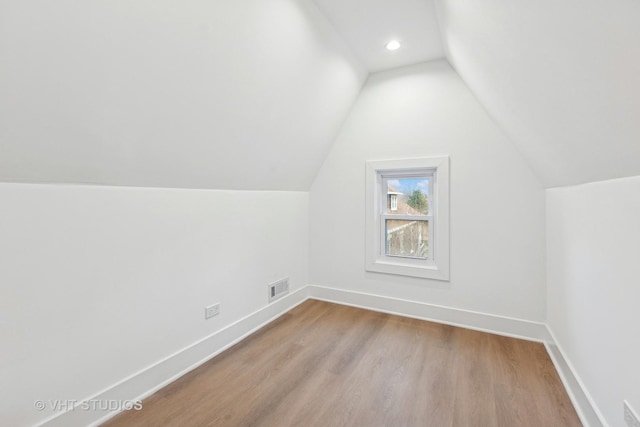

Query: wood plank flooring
104,300,581,427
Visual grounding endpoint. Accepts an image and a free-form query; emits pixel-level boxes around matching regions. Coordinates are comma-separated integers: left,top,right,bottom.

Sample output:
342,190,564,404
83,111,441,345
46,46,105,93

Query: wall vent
268,278,289,302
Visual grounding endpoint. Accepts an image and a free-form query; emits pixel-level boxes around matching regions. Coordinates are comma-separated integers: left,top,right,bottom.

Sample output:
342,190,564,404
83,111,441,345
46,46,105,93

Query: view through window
382,176,432,259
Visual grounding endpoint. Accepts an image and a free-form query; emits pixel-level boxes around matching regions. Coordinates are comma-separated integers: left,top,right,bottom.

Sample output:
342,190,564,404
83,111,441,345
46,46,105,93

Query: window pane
385,219,429,259
385,177,430,215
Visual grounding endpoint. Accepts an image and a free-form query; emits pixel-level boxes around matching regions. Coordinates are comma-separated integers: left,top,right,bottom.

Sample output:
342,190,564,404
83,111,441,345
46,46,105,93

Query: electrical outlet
205,303,220,319
625,401,640,427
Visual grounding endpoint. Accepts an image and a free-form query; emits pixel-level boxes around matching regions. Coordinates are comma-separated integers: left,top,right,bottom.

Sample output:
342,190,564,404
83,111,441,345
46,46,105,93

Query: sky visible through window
387,177,430,196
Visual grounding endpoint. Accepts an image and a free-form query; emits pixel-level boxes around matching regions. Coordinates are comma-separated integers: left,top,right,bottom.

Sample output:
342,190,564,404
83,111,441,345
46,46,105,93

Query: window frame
365,156,450,280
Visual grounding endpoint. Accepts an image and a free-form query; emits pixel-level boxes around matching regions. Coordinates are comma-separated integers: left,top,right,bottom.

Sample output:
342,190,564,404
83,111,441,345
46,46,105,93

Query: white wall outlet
205,303,220,319
625,401,640,427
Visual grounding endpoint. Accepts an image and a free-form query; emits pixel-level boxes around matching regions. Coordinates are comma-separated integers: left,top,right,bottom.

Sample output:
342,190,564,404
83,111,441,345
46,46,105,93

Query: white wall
309,60,546,321
0,183,308,426
547,177,640,427
0,0,365,190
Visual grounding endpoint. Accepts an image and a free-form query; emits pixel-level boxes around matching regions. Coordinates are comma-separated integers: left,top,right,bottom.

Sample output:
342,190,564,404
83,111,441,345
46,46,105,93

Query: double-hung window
365,156,450,280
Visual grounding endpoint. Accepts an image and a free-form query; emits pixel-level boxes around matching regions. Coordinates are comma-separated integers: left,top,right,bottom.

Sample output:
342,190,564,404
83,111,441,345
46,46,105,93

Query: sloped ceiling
436,0,640,188
312,0,444,72
0,0,366,190
2,0,638,190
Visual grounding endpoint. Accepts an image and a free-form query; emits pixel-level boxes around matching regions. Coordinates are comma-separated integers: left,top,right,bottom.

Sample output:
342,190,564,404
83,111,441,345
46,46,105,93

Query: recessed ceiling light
385,40,401,51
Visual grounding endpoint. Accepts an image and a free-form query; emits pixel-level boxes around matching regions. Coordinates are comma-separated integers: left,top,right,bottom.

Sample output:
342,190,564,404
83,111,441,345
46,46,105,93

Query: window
366,157,450,280
390,193,398,211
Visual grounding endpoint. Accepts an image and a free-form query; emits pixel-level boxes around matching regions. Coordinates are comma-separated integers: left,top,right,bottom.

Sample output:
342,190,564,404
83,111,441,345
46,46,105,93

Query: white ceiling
0,0,366,190
437,0,640,188
1,0,639,190
313,0,444,72
312,0,640,188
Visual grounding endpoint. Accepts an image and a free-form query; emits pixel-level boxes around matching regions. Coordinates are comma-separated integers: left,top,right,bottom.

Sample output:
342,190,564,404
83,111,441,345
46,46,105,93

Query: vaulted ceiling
1,0,639,190
0,0,365,190
312,0,640,188
437,0,640,188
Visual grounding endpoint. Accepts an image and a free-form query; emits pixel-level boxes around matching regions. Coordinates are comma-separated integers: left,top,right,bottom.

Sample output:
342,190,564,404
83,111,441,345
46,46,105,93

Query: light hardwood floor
104,299,581,427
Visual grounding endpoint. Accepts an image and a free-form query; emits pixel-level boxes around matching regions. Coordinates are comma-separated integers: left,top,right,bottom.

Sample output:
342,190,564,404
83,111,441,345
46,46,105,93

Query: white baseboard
308,285,551,342
544,327,607,427
37,284,602,427
38,287,310,427
309,285,606,425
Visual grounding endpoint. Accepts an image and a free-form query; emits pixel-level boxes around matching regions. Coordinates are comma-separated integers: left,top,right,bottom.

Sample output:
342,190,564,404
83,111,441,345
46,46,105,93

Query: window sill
366,258,449,281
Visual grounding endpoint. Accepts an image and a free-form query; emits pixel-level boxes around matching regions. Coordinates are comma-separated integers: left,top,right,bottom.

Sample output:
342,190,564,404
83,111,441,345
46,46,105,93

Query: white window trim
365,156,450,281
